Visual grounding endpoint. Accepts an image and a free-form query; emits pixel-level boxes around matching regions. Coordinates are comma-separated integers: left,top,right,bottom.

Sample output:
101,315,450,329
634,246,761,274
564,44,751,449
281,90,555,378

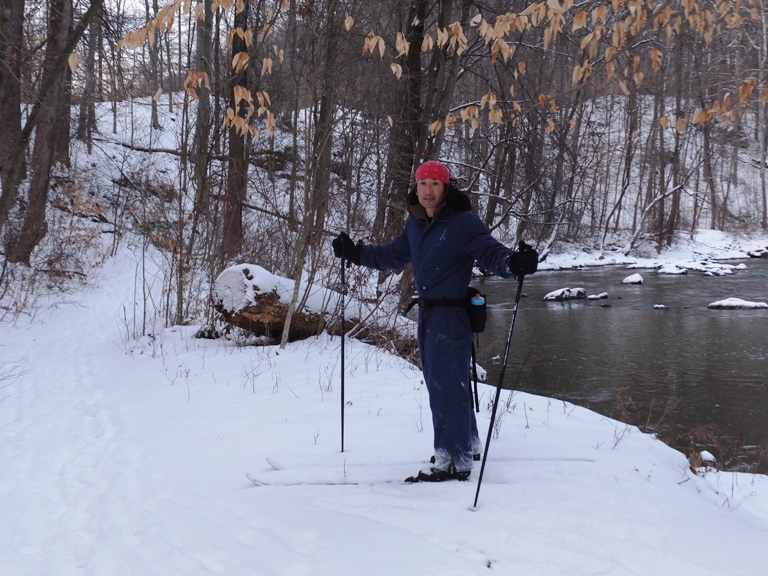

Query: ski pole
472,274,525,509
340,256,347,452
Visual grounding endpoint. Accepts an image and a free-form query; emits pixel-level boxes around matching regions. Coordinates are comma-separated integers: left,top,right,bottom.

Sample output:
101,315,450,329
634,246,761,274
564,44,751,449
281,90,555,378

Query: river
473,256,768,472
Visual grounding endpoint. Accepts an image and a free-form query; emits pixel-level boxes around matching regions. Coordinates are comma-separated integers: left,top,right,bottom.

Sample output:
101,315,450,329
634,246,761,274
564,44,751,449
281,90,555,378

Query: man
333,160,538,482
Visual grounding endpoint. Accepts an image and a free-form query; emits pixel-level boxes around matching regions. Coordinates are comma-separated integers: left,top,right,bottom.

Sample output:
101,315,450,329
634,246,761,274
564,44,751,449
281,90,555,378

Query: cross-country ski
246,472,361,487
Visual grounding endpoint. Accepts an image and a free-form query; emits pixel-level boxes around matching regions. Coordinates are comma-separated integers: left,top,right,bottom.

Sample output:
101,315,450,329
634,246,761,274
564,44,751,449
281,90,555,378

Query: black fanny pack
407,286,487,333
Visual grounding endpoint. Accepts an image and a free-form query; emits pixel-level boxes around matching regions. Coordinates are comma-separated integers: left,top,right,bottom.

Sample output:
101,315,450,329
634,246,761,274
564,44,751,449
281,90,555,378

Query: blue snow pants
419,305,481,473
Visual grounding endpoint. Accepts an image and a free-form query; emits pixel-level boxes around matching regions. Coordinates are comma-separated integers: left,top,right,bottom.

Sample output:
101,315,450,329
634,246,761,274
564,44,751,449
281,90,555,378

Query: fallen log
208,264,418,362
212,266,325,342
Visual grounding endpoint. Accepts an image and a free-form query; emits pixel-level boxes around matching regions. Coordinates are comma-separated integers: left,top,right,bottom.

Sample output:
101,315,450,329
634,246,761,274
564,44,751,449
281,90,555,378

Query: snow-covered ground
1,230,768,575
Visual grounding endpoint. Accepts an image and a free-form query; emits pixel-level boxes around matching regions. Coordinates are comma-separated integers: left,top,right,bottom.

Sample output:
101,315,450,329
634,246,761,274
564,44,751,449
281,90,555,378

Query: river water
473,257,768,471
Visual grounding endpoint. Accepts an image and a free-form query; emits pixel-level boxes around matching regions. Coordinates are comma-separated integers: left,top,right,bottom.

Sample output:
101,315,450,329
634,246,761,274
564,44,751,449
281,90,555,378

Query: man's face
416,179,446,216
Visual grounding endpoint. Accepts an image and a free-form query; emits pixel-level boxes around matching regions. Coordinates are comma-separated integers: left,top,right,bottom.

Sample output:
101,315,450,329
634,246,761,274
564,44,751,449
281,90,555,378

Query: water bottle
468,292,486,333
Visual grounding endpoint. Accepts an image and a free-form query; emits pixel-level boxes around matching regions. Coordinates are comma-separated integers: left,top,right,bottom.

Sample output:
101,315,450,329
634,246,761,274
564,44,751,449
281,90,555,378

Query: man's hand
509,241,538,276
332,232,362,265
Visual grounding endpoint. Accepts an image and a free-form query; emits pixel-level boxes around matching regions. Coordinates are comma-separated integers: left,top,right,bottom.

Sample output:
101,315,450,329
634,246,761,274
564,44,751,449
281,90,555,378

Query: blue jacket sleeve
359,228,412,271
459,213,517,280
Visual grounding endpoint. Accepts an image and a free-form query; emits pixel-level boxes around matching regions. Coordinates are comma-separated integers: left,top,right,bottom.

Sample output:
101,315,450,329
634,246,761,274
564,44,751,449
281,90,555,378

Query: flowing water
473,257,768,470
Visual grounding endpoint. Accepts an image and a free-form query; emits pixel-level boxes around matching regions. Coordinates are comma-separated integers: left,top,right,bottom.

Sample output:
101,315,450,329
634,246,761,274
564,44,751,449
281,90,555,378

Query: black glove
509,240,538,276
332,232,362,265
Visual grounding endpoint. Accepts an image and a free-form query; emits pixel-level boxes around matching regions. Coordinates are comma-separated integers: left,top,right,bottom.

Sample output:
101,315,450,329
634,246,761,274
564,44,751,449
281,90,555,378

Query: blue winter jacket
360,192,517,301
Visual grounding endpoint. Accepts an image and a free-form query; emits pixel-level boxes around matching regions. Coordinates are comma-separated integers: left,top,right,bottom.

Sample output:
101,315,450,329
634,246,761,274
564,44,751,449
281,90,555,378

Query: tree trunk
0,0,103,239
516,119,542,242
485,124,517,229
192,0,213,214
187,0,214,266
665,40,684,246
5,0,73,264
76,12,101,151
702,122,718,230
547,90,583,242
146,0,162,130
649,88,665,252
564,101,584,239
0,0,26,233
374,0,428,241
221,0,250,260
422,0,473,157
617,89,639,233
55,12,74,168
601,87,638,251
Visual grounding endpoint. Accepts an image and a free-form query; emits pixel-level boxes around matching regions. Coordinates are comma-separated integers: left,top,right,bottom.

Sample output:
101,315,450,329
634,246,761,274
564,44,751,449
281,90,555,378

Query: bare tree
221,0,252,259
76,7,103,150
191,0,214,210
0,0,27,233
373,0,428,241
144,0,163,129
0,0,104,248
6,0,74,264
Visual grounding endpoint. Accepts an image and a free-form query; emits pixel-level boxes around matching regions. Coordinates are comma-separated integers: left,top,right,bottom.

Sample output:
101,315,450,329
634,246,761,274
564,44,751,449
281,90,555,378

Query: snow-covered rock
543,287,587,301
622,273,644,284
657,264,687,275
587,292,609,300
708,298,768,309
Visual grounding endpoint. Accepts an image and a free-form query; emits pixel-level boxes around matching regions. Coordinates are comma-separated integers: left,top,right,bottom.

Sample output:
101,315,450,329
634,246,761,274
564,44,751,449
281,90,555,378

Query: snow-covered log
210,264,418,359
212,265,325,342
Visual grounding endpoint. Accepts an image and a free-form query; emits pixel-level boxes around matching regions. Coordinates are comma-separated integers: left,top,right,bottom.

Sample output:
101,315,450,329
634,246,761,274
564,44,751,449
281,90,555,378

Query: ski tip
265,457,280,471
246,473,264,486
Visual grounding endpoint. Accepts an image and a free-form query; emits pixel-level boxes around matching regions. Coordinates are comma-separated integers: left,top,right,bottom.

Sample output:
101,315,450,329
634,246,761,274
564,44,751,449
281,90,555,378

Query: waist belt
405,296,466,314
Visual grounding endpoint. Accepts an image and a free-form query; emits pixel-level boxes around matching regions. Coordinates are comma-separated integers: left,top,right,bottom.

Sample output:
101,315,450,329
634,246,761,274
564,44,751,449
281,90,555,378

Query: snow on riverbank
540,228,768,272
1,232,767,575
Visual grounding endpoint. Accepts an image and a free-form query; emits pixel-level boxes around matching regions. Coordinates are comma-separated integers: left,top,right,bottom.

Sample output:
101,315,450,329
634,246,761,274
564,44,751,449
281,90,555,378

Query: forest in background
3,0,768,337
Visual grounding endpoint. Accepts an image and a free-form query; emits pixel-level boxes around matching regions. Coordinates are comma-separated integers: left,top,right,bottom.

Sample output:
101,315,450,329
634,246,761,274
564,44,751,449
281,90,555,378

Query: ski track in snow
1,258,146,573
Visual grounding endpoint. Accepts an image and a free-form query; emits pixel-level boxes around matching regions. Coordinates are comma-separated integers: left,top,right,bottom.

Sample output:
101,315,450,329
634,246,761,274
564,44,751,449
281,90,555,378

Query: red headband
415,160,451,184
